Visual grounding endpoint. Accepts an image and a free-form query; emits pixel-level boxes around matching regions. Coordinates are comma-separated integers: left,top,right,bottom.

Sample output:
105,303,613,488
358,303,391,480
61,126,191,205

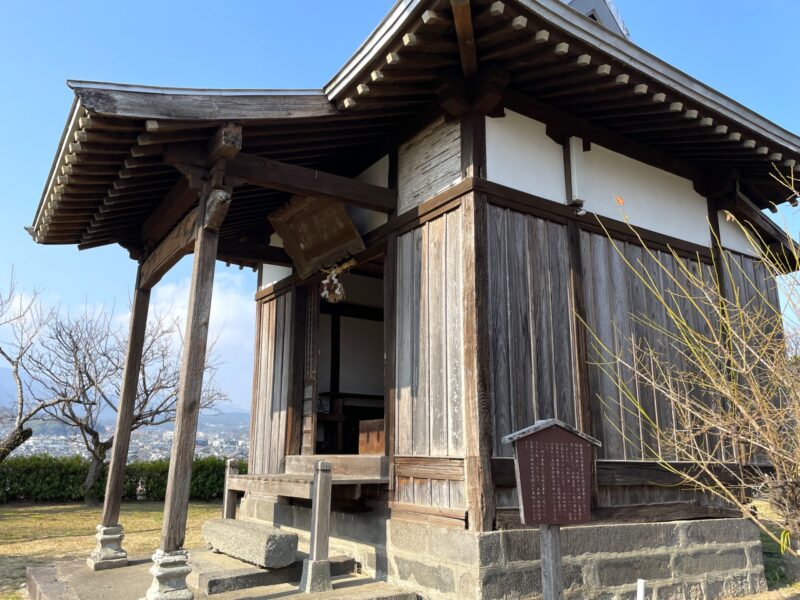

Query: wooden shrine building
29,0,800,598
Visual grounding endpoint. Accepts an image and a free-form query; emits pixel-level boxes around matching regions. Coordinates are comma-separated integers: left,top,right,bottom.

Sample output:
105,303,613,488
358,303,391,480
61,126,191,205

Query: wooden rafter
451,0,478,79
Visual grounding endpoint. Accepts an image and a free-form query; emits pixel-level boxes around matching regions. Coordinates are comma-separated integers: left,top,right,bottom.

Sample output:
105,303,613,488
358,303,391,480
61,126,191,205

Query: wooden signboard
269,195,365,279
502,419,600,600
503,420,599,525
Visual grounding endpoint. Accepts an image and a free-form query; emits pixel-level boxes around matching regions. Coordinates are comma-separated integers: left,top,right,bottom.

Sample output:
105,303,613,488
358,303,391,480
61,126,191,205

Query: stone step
202,518,297,569
187,549,355,595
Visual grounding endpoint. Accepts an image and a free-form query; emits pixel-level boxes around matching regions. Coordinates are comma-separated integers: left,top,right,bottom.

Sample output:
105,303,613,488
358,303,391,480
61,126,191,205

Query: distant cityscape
8,412,250,462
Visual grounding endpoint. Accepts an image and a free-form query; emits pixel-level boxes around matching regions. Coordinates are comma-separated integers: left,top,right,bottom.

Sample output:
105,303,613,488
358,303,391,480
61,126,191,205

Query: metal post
540,524,563,600
300,461,333,592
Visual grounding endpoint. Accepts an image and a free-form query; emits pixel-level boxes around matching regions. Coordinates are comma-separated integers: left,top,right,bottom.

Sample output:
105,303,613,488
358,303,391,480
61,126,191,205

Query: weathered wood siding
394,207,466,508
486,206,577,457
249,291,293,474
301,290,320,455
580,231,722,462
397,118,461,214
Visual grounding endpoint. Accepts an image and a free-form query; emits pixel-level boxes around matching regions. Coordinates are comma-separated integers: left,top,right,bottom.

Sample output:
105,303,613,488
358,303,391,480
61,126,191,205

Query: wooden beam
207,124,242,164
216,239,292,266
73,84,337,120
225,153,397,213
159,189,230,555
141,177,202,248
140,190,231,289
139,208,199,290
451,0,478,79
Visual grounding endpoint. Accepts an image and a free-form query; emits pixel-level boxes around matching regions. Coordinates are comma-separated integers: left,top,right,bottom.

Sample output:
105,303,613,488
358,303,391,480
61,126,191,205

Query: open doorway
315,270,384,454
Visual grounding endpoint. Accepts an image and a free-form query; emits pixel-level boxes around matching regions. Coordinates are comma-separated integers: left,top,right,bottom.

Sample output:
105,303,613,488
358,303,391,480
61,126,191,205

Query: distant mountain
199,411,250,428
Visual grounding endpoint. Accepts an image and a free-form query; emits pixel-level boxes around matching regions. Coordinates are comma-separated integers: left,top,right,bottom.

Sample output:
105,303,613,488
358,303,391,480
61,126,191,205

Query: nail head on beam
490,1,505,17
633,84,648,95
554,42,569,55
651,92,666,103
614,74,629,85
535,30,550,44
596,64,611,76
512,16,527,30
576,54,591,67
668,102,684,112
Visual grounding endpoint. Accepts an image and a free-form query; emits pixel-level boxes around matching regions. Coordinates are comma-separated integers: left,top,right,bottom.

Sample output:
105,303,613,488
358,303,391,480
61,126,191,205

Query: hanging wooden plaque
269,195,365,279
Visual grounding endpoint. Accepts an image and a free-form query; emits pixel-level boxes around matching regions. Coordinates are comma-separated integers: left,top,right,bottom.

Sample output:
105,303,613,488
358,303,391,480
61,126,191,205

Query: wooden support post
540,524,563,600
88,266,150,571
222,458,239,520
144,189,230,600
462,192,496,532
299,460,333,593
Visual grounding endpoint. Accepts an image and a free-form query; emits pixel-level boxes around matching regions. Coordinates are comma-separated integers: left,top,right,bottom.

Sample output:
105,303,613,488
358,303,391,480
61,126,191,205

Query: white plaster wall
339,317,384,395
349,155,390,235
717,211,760,257
580,144,712,247
259,264,293,290
485,110,567,203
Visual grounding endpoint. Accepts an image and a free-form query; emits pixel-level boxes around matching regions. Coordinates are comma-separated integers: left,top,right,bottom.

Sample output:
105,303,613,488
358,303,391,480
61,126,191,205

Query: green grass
0,501,221,599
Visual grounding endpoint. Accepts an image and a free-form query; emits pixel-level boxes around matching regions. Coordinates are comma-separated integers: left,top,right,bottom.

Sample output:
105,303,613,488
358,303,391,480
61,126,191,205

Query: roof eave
31,97,82,241
522,0,800,154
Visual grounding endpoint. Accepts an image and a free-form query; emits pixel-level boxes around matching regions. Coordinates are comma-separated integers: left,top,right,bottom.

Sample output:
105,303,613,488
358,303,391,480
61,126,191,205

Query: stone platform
26,553,415,600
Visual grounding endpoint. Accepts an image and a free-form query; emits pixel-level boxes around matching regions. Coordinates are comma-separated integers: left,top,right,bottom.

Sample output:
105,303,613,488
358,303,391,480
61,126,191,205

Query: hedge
0,455,248,503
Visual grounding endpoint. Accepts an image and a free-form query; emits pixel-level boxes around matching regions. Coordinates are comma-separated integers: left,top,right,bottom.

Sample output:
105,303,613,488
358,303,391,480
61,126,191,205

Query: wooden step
284,455,388,478
227,473,388,500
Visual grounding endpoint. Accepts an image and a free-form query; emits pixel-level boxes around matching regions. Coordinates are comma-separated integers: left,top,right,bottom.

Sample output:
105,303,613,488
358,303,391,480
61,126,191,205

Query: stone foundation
239,495,767,600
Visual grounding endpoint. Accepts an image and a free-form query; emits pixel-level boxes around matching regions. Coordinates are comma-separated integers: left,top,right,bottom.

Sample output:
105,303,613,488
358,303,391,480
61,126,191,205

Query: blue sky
1,0,798,410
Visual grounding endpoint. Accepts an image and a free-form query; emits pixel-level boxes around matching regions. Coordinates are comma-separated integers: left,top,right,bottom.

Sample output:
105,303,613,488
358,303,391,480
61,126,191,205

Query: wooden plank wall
397,118,462,215
301,290,320,455
394,207,466,509
580,230,719,462
249,290,293,475
486,205,577,457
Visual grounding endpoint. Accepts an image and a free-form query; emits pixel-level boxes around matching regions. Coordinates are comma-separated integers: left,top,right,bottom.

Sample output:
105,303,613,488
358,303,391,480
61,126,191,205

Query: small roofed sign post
502,419,601,600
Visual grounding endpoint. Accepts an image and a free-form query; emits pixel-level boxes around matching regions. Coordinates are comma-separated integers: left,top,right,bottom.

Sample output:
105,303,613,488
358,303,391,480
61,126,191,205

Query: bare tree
27,306,227,504
0,272,57,461
587,168,800,554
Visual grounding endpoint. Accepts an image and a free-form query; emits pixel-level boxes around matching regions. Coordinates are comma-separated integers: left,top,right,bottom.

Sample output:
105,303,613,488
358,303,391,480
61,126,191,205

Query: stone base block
87,524,128,571
143,549,193,600
202,518,297,569
299,559,332,593
186,548,355,595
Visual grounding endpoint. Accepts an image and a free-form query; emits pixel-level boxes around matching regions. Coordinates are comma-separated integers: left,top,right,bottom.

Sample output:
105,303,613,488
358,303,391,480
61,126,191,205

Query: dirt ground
0,501,221,600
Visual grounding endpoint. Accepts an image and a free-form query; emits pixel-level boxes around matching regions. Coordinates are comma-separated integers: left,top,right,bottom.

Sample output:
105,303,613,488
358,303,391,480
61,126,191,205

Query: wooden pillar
462,191,496,532
540,524,563,599
222,458,239,519
299,460,333,593
88,266,150,571
145,189,230,600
